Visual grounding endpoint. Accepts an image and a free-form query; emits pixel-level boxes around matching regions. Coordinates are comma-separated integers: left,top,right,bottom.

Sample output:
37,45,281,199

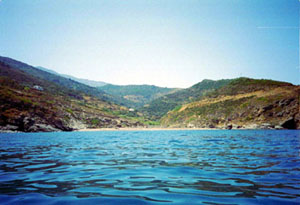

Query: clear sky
0,0,299,88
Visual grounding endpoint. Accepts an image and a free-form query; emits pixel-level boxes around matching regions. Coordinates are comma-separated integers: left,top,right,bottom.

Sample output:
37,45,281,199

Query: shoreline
0,127,295,133
76,127,214,132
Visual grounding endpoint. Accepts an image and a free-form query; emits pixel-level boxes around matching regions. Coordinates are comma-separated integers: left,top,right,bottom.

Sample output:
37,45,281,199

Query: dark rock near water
23,117,36,131
0,124,19,132
226,124,233,130
53,120,73,131
27,124,60,132
281,117,297,129
0,114,74,132
208,124,215,128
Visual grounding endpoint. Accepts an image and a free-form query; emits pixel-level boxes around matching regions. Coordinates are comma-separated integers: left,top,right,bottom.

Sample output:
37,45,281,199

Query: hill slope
0,57,111,101
142,79,232,120
36,66,107,87
0,59,143,132
161,78,300,129
98,84,178,108
1,56,298,131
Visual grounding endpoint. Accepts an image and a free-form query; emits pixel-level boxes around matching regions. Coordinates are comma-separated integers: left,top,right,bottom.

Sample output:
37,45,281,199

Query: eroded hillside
161,78,300,129
0,60,143,132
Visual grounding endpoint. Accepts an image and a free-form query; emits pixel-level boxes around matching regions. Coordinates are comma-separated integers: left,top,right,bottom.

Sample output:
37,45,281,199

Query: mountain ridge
0,57,145,132
98,84,178,108
36,66,107,87
0,55,299,132
141,78,233,120
161,78,299,129
35,65,178,109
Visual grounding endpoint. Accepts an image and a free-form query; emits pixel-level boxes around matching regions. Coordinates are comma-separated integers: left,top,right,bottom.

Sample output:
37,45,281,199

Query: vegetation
0,59,144,132
206,77,292,97
141,79,232,120
161,78,299,129
1,56,299,131
98,84,177,108
0,56,111,101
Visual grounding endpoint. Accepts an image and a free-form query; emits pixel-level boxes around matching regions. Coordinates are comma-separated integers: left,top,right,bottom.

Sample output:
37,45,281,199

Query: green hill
1,56,298,131
142,79,232,120
0,58,144,132
0,56,136,108
0,56,110,101
98,84,177,108
161,78,300,129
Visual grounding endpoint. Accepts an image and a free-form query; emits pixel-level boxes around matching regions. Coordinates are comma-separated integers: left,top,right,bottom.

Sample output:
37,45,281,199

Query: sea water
0,130,299,204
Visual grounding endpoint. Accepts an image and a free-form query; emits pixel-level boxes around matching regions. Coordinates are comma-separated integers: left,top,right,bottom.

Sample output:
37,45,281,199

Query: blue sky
0,0,298,87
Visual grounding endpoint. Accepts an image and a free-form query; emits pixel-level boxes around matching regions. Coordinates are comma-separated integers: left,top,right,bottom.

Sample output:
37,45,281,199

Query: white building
33,85,44,91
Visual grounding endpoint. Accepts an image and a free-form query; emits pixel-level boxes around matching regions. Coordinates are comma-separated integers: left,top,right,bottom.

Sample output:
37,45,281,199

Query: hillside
35,66,174,108
98,84,178,108
161,78,300,129
1,57,133,108
0,59,144,132
142,79,232,120
36,66,107,87
0,57,110,101
0,56,298,131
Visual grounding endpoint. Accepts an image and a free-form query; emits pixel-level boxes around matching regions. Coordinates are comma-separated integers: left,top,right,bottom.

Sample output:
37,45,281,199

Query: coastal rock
187,123,195,128
231,124,240,129
275,125,283,129
260,123,273,129
0,124,19,132
53,120,73,131
280,117,297,129
244,124,258,129
68,118,87,130
226,124,232,130
27,124,60,132
208,124,215,128
295,114,300,129
23,117,35,131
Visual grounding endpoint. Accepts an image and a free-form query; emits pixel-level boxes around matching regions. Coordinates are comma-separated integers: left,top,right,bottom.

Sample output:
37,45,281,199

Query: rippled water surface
0,130,299,204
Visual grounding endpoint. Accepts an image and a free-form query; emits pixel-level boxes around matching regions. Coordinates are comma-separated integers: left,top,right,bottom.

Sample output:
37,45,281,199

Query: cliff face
161,79,300,129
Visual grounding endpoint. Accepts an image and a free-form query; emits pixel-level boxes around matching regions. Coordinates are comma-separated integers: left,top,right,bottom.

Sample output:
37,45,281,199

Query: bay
0,130,299,204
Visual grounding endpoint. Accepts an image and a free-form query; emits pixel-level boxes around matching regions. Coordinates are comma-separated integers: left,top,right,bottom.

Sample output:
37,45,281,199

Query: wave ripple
0,130,299,204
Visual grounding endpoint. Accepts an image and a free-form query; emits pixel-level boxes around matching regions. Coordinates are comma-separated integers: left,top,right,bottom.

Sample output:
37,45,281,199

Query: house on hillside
33,85,44,91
